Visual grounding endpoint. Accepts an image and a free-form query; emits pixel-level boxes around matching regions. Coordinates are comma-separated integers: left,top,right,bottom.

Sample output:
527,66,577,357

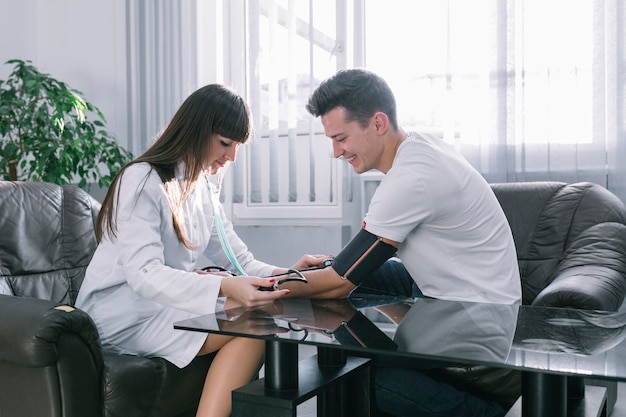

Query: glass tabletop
173,294,626,381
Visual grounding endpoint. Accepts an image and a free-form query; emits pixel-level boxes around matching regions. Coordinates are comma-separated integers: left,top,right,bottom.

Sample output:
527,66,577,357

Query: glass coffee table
174,294,626,417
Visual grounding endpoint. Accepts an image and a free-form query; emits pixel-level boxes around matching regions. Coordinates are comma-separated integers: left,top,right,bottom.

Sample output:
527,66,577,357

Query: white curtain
365,0,626,201
125,0,199,155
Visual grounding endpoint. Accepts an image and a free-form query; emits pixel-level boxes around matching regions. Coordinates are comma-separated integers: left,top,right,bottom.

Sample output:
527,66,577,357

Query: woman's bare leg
195,335,265,417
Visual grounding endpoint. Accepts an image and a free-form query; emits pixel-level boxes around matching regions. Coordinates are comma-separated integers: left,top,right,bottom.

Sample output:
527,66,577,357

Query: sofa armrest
533,222,626,311
533,265,626,310
0,294,104,417
0,294,103,366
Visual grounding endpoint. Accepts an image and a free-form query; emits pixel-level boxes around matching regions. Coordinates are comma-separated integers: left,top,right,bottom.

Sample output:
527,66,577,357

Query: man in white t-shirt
359,129,520,304
282,68,520,306
285,68,521,417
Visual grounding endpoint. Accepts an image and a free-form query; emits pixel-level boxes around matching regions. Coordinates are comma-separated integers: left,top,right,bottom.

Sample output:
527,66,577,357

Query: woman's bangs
213,98,251,143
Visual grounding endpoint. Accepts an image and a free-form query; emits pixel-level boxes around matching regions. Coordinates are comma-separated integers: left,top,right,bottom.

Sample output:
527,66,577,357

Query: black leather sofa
2,180,626,416
0,181,214,417
436,181,626,412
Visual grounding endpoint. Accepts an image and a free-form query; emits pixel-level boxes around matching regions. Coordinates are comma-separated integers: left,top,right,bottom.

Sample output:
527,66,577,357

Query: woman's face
206,134,242,174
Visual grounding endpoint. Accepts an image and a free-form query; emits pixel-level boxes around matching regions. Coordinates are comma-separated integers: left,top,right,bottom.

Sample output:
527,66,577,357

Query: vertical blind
229,0,344,224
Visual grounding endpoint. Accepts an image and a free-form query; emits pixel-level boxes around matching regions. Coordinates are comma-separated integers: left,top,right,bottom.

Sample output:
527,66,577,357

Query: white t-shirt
364,132,521,304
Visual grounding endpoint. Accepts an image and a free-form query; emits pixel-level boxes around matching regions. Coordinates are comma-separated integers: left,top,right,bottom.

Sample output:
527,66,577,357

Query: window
366,1,594,145
228,0,626,220
228,0,347,225
363,0,616,187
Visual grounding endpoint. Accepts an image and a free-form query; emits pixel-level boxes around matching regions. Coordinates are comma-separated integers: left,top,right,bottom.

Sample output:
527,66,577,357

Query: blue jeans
353,259,507,417
373,366,506,417
353,257,424,298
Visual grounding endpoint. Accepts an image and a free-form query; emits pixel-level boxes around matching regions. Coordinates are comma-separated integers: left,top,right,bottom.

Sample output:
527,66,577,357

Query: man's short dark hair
306,68,398,129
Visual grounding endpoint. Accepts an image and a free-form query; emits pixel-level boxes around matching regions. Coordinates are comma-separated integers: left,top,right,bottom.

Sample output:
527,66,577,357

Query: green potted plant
0,59,132,189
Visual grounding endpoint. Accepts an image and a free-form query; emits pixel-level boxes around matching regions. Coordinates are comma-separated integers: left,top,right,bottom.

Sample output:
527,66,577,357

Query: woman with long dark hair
77,84,323,417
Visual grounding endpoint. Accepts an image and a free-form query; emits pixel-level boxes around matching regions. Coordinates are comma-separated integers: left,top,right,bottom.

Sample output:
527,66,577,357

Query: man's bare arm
277,232,400,299
278,267,356,298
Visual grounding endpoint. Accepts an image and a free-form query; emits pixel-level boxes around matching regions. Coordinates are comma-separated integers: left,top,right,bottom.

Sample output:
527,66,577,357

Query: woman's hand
220,276,289,309
290,254,331,270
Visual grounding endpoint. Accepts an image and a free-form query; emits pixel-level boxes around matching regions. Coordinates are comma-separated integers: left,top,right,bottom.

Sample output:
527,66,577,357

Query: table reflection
393,298,518,364
513,306,626,355
214,296,400,350
212,295,524,364
183,294,626,369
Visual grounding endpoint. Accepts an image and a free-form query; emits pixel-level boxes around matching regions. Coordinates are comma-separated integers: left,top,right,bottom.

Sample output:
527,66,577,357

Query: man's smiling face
321,107,384,174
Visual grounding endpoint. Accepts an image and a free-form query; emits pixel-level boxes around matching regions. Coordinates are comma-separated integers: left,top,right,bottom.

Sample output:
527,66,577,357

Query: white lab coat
76,162,277,367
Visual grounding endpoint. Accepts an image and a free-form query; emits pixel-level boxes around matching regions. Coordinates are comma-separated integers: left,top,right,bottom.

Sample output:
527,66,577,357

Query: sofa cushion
102,354,214,417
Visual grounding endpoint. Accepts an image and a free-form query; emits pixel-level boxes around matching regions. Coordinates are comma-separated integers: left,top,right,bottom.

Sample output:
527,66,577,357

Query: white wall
0,0,129,151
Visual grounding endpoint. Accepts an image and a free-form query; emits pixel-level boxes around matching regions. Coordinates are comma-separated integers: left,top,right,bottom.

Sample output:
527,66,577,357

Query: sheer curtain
125,0,201,156
365,0,626,202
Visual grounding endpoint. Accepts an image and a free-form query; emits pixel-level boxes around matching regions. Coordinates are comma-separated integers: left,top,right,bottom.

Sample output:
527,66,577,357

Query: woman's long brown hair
97,84,252,248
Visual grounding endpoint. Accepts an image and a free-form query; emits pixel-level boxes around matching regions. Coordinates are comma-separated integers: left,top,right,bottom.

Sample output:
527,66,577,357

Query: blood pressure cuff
332,229,397,286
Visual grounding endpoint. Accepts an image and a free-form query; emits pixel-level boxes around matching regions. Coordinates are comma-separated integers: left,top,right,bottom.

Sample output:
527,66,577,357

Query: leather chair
0,181,214,417
436,181,626,411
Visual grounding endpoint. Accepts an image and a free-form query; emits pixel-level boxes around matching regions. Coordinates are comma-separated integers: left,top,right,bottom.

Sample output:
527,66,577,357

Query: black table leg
317,347,348,417
317,347,372,417
522,372,567,417
232,342,372,417
505,372,608,417
265,340,299,391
